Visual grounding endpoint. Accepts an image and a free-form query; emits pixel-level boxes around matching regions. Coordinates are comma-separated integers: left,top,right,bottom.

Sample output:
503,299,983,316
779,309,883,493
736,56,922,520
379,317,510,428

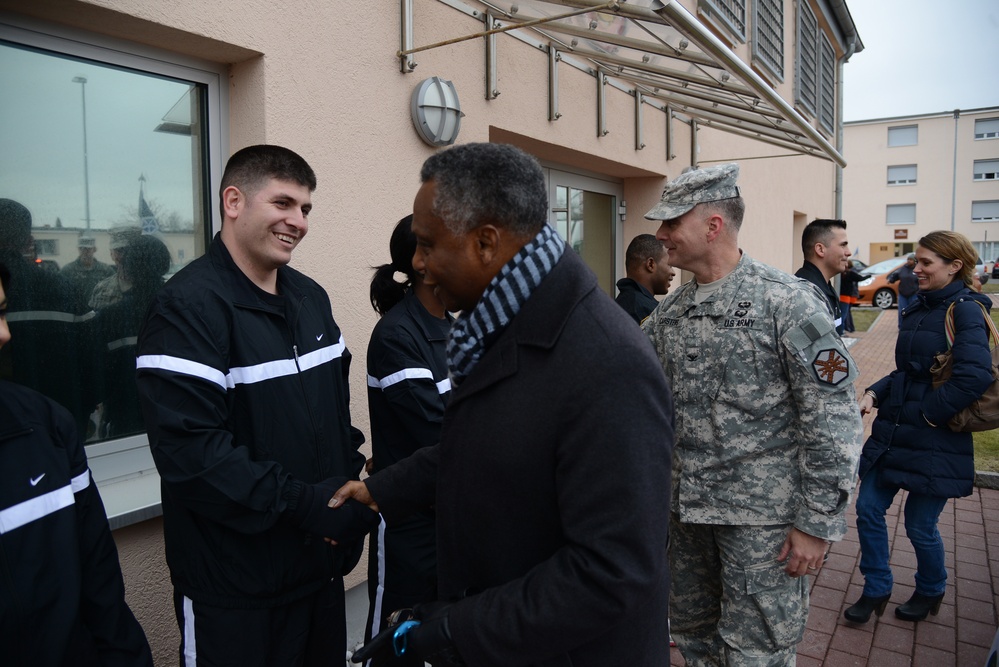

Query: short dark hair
801,218,846,258
701,197,746,231
625,234,665,273
0,198,33,253
420,143,548,237
0,261,10,292
219,145,317,221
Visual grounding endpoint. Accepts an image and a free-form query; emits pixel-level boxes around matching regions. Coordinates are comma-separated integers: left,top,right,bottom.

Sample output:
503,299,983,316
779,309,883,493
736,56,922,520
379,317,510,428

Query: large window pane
887,125,918,147
887,164,917,185
972,201,999,222
973,159,999,181
886,203,916,225
975,118,999,140
0,40,212,444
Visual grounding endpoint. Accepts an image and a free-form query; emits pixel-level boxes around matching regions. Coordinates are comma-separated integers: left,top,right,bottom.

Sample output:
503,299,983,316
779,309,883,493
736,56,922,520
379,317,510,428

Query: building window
753,0,784,80
972,201,999,222
796,1,818,114
975,118,999,140
1,17,226,522
974,159,999,181
887,204,916,225
699,0,747,40
34,238,59,256
887,164,917,185
887,125,918,147
817,33,835,134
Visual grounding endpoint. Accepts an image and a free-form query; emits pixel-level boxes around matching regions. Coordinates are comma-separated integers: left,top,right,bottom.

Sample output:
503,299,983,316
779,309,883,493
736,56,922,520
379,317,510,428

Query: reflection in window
0,40,211,445
550,185,614,295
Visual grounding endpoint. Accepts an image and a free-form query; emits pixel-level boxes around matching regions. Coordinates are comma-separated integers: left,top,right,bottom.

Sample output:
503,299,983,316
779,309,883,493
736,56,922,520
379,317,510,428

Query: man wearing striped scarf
338,142,674,667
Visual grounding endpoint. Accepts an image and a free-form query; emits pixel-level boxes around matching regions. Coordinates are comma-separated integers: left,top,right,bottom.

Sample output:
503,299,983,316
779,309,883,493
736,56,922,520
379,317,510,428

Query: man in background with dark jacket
615,233,674,324
888,253,919,326
795,218,853,334
136,145,377,666
0,262,153,667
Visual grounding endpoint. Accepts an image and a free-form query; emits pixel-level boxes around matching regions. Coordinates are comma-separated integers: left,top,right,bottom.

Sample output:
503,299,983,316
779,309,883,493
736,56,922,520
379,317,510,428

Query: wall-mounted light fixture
411,76,464,147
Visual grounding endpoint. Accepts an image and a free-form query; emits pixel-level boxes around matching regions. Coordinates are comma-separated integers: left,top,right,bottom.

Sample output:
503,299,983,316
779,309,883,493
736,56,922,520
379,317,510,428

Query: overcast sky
842,0,999,121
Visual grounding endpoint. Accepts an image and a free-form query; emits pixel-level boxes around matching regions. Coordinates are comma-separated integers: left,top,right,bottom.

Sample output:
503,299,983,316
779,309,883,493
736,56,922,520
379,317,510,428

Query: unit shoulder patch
812,348,850,385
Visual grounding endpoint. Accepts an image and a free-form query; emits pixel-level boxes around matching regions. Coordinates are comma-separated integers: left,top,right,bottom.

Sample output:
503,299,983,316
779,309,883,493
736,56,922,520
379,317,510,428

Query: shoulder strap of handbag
944,300,999,351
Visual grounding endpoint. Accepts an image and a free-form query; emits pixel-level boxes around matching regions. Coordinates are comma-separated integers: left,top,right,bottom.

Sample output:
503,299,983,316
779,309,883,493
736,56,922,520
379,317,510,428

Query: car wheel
874,288,896,310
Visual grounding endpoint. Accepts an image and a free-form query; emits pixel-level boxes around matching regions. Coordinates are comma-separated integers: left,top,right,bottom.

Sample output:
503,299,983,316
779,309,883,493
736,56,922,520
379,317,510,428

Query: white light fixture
411,77,464,147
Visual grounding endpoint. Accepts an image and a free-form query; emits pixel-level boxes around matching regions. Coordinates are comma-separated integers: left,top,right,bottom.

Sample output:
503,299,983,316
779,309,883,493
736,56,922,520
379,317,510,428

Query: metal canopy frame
404,0,846,167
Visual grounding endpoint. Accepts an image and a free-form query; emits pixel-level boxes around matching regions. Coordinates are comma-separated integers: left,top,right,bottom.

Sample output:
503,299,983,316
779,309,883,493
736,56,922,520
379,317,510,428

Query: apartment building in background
843,106,999,265
0,0,861,661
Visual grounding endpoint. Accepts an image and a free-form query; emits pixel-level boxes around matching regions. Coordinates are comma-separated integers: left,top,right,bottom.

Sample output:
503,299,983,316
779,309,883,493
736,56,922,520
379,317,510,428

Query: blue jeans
855,463,949,597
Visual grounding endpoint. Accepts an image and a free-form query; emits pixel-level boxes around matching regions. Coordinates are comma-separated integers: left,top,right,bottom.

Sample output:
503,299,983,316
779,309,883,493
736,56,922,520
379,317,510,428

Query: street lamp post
72,75,91,230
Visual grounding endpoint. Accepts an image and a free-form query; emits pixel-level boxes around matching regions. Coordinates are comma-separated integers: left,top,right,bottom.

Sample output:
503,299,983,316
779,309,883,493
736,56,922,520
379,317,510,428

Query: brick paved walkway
669,306,999,666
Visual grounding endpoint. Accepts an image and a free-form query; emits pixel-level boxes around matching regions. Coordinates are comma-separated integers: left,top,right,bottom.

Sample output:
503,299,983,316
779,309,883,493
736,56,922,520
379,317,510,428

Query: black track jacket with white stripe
135,235,366,608
366,290,451,474
0,381,153,666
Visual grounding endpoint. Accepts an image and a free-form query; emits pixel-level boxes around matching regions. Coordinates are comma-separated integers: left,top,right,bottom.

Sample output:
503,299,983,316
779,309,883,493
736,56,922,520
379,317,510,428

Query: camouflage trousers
669,516,808,666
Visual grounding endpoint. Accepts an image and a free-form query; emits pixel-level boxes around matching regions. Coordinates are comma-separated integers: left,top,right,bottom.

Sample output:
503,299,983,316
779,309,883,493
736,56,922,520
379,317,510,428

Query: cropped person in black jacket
0,262,153,667
363,215,452,665
845,231,993,625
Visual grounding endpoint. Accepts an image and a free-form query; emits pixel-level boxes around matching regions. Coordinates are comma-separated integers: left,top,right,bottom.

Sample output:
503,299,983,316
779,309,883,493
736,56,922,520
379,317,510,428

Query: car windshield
863,258,905,275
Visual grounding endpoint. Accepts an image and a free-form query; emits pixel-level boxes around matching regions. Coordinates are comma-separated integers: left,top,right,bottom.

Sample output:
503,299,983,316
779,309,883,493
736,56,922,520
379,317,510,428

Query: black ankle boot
843,594,891,623
894,592,944,621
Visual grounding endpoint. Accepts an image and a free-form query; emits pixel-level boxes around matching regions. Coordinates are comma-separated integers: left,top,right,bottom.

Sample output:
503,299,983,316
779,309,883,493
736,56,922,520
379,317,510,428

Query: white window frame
0,14,228,528
887,125,918,147
886,203,916,226
887,164,917,186
975,118,999,140
972,200,999,222
973,159,999,181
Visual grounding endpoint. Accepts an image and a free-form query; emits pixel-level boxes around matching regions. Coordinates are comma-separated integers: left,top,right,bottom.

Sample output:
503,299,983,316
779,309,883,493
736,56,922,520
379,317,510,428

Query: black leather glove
285,477,379,541
407,602,463,667
351,604,464,667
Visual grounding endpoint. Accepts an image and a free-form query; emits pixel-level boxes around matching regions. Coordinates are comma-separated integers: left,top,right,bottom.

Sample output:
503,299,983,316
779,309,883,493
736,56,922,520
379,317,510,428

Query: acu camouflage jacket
644,253,862,541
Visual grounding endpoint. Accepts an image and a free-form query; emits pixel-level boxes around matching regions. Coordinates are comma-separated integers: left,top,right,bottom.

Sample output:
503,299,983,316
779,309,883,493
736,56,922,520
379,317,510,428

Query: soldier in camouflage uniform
642,163,862,666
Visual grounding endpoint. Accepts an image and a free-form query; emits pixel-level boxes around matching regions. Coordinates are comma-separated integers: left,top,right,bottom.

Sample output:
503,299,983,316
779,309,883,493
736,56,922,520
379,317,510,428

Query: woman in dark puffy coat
845,231,994,625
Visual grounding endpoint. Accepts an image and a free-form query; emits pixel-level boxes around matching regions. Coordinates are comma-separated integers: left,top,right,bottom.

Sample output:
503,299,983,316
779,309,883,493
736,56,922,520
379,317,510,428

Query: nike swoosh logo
30,473,45,486
316,333,324,341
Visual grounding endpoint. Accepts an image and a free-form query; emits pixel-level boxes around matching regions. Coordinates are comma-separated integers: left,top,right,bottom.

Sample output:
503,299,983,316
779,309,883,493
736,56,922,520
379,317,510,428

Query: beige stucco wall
843,108,999,265
114,519,176,666
3,0,847,662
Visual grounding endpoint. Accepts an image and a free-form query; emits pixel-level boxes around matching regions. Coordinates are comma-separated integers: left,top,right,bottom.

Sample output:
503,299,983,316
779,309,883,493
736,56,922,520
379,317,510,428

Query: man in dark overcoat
335,142,674,667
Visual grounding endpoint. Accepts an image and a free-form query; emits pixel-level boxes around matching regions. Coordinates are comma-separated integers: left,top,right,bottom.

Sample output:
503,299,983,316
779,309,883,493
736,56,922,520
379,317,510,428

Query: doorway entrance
545,168,623,297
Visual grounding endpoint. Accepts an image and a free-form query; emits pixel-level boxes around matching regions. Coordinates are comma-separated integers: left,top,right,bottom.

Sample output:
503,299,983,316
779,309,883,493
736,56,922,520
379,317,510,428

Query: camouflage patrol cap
109,225,142,250
644,163,741,221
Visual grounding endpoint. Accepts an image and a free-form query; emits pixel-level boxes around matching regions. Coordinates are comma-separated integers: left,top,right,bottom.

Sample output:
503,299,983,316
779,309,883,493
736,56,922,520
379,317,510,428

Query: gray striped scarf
447,224,565,387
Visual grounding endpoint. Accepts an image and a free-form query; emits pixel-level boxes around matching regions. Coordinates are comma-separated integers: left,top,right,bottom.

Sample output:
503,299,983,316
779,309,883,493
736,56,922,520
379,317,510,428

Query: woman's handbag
929,300,999,432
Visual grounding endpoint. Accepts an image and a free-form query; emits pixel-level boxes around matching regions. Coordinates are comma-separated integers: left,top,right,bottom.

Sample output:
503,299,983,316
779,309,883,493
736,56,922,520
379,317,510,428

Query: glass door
546,169,622,296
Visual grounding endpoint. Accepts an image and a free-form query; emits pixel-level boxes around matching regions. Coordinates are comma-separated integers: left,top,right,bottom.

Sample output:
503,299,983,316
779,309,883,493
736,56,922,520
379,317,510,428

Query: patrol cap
644,162,741,221
78,235,96,248
109,225,142,250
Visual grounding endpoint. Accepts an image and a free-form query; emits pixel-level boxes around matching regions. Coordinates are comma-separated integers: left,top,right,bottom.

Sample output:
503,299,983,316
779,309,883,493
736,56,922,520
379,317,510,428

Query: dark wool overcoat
367,249,674,667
